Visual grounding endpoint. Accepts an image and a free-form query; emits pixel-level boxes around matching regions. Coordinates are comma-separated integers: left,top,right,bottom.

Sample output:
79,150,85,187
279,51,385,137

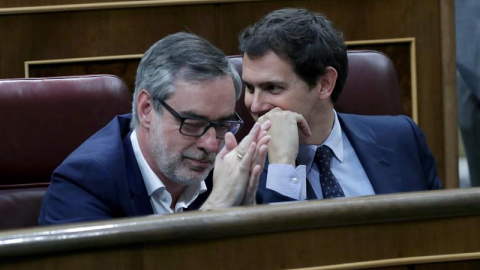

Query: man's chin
178,157,213,182
172,170,210,186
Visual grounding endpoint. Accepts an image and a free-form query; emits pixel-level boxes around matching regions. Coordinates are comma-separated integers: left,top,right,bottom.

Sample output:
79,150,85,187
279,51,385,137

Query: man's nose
249,90,267,114
197,127,220,153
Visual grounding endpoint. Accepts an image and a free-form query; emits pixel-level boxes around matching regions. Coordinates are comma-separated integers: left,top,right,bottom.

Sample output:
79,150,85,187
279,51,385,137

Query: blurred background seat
0,74,132,230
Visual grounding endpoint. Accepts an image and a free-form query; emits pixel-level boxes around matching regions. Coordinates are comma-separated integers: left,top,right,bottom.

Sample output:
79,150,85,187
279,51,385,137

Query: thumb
217,132,237,160
224,132,238,151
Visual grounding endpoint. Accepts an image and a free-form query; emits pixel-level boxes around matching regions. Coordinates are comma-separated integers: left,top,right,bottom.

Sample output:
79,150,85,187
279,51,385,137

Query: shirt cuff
265,164,306,200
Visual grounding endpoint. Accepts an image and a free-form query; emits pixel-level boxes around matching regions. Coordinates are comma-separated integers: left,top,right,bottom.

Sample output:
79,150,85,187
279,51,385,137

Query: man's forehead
242,66,294,88
173,75,234,87
167,76,236,119
243,51,294,74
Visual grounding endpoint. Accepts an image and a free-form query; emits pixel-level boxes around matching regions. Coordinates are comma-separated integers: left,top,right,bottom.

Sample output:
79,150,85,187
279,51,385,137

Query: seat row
0,51,402,230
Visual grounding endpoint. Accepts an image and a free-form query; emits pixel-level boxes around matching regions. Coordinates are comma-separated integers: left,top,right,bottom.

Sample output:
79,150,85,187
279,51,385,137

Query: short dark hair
131,32,242,129
239,8,348,103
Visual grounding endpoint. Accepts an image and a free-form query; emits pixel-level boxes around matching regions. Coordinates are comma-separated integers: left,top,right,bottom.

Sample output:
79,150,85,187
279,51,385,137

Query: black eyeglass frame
157,99,244,139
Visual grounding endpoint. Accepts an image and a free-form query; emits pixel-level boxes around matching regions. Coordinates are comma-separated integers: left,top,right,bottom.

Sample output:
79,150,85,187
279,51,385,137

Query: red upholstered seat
0,188,47,229
0,75,131,230
335,50,403,115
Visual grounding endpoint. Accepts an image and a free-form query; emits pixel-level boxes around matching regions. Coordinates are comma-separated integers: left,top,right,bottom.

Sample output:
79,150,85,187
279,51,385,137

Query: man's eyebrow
243,79,289,88
179,110,236,121
259,80,288,88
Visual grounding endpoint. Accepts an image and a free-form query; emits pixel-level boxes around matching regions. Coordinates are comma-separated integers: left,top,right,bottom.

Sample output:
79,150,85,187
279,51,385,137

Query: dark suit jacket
256,113,442,203
38,114,211,225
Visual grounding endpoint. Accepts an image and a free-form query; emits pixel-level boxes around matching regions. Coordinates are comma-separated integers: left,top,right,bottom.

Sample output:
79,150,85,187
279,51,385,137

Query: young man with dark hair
239,8,441,203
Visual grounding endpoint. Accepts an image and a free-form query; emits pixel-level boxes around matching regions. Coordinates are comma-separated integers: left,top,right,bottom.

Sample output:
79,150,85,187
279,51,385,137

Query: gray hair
130,32,242,129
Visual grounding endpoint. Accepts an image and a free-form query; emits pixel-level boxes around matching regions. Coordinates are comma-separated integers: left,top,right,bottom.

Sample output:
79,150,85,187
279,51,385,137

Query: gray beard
150,120,216,186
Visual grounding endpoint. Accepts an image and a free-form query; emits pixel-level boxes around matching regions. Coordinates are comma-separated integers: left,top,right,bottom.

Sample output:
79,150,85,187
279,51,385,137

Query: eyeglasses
157,99,243,139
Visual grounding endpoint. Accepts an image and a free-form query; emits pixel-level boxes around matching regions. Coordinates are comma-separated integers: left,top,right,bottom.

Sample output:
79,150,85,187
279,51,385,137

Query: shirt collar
130,130,206,211
297,110,344,171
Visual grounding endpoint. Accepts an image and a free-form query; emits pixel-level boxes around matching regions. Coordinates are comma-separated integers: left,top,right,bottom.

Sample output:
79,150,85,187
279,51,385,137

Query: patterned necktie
314,145,345,199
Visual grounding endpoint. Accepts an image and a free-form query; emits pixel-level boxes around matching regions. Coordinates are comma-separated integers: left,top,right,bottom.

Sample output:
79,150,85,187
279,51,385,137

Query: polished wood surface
0,188,479,269
0,0,261,11
439,0,458,189
0,0,457,187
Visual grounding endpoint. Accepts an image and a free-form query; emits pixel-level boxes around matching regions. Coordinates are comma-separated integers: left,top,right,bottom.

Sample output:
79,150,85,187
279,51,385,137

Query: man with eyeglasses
39,32,271,225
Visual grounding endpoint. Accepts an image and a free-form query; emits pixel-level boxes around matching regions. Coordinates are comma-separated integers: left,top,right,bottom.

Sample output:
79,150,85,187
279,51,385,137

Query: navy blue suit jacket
256,113,442,203
39,114,211,225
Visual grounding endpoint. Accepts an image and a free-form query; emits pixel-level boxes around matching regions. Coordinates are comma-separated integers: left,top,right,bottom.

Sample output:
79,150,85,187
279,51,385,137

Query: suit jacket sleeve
403,116,442,190
38,156,127,225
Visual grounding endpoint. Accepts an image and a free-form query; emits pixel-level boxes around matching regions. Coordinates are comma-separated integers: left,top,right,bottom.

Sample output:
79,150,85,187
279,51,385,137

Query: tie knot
315,145,333,158
314,145,334,167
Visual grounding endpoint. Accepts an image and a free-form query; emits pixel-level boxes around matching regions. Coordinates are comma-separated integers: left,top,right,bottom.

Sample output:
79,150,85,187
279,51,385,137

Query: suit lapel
338,114,401,194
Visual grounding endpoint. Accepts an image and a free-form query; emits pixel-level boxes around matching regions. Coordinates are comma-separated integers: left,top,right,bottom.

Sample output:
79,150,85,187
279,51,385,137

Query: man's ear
316,67,338,100
137,89,153,129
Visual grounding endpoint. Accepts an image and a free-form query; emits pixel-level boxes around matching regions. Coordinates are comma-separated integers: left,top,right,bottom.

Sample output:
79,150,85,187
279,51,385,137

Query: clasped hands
201,108,311,210
200,120,272,210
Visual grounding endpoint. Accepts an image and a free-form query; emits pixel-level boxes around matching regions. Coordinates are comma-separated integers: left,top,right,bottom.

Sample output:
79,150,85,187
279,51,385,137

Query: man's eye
218,123,232,131
245,82,254,93
183,120,207,129
266,84,281,92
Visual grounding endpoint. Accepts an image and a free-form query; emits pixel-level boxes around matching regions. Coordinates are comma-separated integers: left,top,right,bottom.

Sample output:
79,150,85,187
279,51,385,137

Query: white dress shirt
130,130,207,214
266,110,375,200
